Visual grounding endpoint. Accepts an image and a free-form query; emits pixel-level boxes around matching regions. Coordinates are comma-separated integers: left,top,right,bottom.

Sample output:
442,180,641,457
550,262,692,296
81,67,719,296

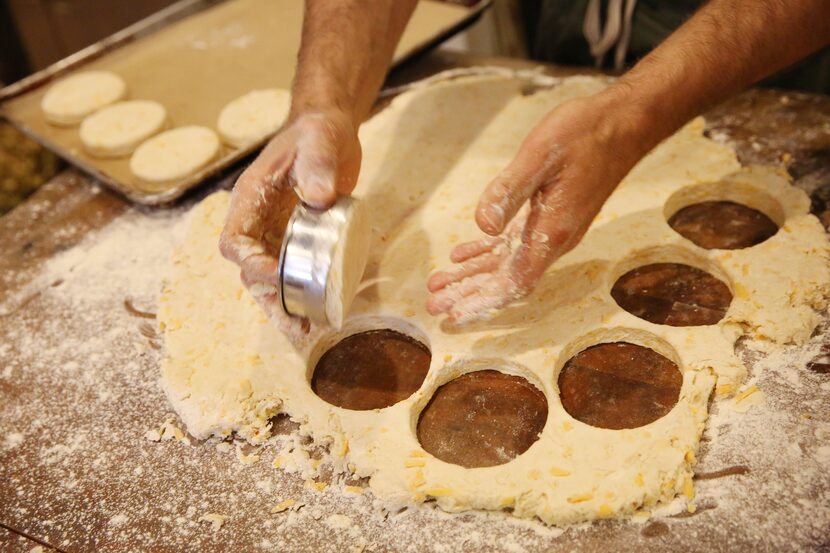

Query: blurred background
0,0,519,214
0,1,193,213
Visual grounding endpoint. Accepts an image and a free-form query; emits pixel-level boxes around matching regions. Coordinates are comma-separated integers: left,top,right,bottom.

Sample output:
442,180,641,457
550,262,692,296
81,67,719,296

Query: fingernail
479,203,505,233
302,176,335,208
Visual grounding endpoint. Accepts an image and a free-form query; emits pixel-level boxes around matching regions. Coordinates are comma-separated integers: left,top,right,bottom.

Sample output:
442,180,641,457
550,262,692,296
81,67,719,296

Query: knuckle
218,234,236,261
490,171,517,197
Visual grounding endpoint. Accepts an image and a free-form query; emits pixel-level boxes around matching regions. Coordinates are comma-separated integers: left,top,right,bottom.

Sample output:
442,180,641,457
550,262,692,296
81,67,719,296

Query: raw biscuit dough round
41,71,127,126
217,89,290,148
80,100,167,158
130,126,219,182
159,74,830,526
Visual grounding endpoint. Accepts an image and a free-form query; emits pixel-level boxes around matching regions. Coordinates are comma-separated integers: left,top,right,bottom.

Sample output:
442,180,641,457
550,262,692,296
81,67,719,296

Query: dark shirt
524,0,830,93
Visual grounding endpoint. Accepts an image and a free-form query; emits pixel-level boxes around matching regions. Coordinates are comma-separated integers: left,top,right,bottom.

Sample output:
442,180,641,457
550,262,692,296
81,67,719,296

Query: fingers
292,139,337,208
507,186,586,294
427,252,503,292
336,139,362,197
426,272,517,324
219,111,360,341
475,135,560,236
220,139,297,255
426,186,581,322
242,273,311,341
449,236,501,263
291,114,361,208
426,273,491,315
446,277,516,324
242,273,279,296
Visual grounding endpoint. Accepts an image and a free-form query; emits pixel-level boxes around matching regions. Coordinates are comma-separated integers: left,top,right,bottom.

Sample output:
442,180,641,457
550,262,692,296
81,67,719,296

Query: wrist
589,85,662,164
286,101,358,137
600,75,700,155
289,71,362,129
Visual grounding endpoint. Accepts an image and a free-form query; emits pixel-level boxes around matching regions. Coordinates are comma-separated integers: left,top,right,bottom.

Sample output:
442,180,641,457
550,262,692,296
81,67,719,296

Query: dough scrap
41,71,127,126
80,100,168,158
130,126,219,182
217,89,290,148
159,75,830,526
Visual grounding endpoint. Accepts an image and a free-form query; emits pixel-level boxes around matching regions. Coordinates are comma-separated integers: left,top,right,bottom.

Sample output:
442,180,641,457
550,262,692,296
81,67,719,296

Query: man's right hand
219,109,362,342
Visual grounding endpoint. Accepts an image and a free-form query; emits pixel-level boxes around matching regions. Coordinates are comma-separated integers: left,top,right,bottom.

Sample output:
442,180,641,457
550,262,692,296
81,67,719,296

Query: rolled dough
159,74,830,526
80,100,168,158
217,89,291,148
130,126,219,182
41,71,127,126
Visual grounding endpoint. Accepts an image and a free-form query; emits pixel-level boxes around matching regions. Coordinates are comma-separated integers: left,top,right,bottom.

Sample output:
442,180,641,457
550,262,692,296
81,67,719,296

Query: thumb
292,134,339,209
476,135,561,236
335,138,362,197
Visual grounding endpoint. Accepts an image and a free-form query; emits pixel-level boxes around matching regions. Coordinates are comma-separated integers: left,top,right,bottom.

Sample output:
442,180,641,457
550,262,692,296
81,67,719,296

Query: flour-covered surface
1,86,830,551
0,526,59,553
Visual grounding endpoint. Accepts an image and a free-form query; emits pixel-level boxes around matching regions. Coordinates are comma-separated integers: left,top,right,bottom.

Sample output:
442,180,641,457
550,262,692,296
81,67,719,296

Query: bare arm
220,0,417,339
614,0,830,162
292,1,418,130
428,0,830,323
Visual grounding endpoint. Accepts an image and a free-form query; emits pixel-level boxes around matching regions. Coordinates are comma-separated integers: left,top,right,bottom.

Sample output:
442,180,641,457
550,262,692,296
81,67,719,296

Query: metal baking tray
0,0,491,206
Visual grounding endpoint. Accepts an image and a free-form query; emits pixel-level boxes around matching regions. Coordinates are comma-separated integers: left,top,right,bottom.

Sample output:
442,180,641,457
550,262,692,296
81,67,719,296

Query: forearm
604,0,830,157
290,0,418,126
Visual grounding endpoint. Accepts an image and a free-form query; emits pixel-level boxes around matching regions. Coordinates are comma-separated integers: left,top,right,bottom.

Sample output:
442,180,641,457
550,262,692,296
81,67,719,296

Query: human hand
219,110,362,340
427,91,649,323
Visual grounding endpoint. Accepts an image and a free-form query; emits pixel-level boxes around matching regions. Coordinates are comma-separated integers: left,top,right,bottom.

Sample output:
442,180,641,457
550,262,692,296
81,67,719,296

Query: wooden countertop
1,51,829,552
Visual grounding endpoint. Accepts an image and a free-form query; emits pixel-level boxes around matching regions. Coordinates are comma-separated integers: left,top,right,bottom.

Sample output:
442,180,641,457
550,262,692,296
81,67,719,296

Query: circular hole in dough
668,200,779,250
558,342,682,430
217,89,290,148
611,262,732,326
79,100,168,158
311,329,430,410
41,71,127,126
417,369,548,468
129,126,220,183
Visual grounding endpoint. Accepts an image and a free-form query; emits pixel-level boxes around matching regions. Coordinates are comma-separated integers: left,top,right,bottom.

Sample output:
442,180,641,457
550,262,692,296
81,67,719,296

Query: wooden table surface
1,51,829,552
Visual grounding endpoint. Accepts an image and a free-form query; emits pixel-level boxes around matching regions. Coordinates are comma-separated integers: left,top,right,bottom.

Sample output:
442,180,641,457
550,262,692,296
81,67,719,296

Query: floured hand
219,110,361,341
427,92,649,323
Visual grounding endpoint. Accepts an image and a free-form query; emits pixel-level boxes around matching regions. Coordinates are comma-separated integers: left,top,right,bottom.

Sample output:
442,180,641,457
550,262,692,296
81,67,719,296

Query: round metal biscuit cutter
278,196,369,327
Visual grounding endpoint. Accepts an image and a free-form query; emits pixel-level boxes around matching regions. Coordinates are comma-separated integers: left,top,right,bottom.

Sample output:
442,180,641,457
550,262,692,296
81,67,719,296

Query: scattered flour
109,513,128,527
324,513,353,530
3,432,23,450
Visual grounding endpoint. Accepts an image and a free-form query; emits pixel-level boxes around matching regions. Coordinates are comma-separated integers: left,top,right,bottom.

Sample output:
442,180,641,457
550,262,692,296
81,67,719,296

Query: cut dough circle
80,100,168,158
41,71,127,126
130,126,219,182
217,89,290,148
